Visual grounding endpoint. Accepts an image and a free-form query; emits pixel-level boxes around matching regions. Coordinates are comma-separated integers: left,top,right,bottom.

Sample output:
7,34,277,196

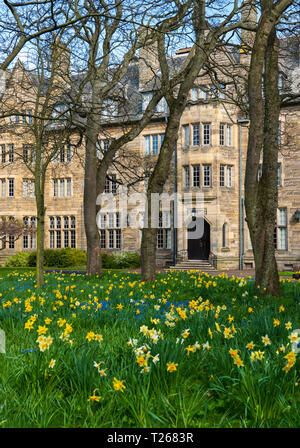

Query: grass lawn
0,269,299,428
279,272,298,277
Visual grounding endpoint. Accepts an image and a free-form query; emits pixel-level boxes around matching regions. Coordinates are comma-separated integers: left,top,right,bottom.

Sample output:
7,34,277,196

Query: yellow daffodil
113,377,126,392
166,362,178,372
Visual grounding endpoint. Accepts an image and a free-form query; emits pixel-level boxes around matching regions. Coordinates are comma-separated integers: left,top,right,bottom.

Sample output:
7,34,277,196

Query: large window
99,212,122,250
53,178,72,197
192,124,200,146
23,179,35,198
144,134,164,155
8,235,14,249
104,175,117,194
8,179,14,197
220,165,233,188
203,123,211,145
157,211,171,249
49,216,76,248
8,144,14,163
193,165,200,187
219,124,225,146
220,165,225,187
203,164,211,187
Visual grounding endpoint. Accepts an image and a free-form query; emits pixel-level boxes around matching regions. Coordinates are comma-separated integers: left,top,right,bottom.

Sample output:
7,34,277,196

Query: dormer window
102,99,118,118
142,92,153,112
52,103,68,119
199,87,207,100
155,97,167,113
210,85,217,99
219,83,226,99
191,87,198,101
278,72,286,91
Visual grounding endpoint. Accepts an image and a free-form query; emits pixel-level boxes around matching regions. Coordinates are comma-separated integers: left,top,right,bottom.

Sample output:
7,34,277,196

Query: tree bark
84,121,102,275
254,28,281,295
245,11,281,296
36,206,45,288
35,143,46,288
141,102,188,282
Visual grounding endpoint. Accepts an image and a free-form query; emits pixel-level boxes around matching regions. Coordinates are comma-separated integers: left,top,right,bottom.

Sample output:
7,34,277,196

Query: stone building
0,31,299,271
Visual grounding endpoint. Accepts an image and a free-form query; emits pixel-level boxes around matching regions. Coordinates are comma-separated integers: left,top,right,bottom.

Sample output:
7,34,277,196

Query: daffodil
246,341,255,350
262,335,271,346
166,362,178,372
86,331,95,342
113,377,126,392
49,359,56,369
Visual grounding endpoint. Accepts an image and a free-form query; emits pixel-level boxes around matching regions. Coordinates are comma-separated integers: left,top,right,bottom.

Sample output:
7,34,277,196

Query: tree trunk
84,121,102,275
253,28,281,295
245,17,281,296
36,189,45,288
141,107,184,281
36,213,45,287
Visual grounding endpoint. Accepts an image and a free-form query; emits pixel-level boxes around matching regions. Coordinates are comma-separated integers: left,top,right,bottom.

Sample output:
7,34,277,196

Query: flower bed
0,270,299,428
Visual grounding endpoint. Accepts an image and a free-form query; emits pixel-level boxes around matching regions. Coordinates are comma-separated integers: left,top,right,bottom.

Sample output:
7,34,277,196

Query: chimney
240,0,257,62
51,36,71,90
139,31,159,91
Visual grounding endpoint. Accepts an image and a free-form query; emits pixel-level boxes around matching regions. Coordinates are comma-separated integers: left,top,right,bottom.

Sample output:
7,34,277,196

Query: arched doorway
187,218,210,260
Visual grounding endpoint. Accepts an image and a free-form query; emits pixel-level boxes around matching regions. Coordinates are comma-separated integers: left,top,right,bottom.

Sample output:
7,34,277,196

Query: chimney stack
240,0,257,63
51,36,71,91
139,30,159,91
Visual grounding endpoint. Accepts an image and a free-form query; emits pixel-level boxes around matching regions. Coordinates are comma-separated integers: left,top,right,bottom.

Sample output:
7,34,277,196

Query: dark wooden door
188,218,210,260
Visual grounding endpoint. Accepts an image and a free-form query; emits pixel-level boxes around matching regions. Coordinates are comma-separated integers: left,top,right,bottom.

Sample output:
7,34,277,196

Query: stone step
167,259,217,272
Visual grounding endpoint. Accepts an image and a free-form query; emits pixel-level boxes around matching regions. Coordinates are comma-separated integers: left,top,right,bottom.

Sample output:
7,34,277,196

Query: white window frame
8,178,14,197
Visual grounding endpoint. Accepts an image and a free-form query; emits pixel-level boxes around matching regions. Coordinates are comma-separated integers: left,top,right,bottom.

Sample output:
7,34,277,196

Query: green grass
0,270,299,428
279,272,297,277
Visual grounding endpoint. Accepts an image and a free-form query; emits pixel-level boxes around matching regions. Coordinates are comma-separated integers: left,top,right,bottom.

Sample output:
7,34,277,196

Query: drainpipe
173,142,178,266
81,203,84,251
237,119,249,270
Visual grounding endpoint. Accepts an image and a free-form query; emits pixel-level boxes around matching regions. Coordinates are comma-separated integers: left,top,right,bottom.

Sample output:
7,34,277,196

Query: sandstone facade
0,45,299,271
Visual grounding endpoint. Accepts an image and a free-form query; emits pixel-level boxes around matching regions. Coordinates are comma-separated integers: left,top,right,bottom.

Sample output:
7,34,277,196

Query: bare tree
244,0,297,295
67,0,194,275
0,31,79,286
0,1,80,70
140,0,251,281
